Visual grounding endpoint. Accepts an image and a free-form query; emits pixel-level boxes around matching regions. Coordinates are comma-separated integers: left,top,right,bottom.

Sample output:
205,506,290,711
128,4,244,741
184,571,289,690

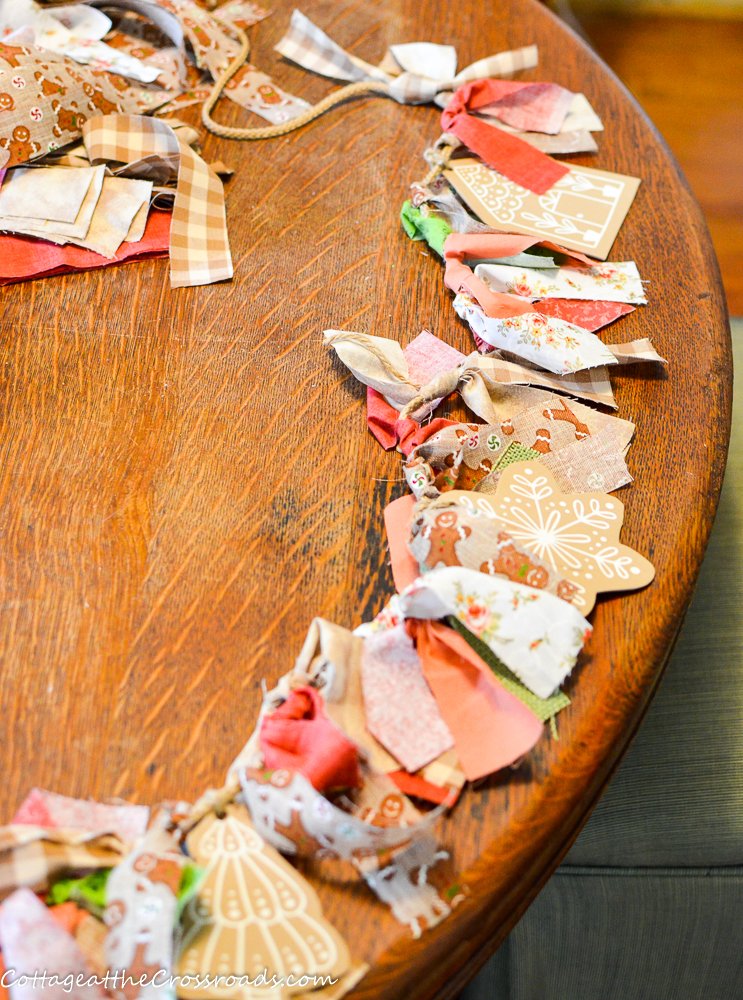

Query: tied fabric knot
442,232,595,320
275,10,539,106
399,368,463,421
422,133,462,185
440,79,570,194
259,685,362,793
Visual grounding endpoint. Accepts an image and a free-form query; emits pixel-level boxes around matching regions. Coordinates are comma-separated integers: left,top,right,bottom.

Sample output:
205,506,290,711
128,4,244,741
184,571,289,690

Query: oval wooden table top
0,0,732,996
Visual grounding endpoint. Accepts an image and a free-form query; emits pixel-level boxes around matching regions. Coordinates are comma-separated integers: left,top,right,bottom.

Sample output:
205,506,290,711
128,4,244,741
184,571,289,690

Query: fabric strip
441,80,570,194
82,114,232,287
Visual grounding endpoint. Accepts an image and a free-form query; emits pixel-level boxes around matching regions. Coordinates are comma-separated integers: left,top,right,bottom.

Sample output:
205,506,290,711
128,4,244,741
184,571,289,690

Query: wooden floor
573,13,743,313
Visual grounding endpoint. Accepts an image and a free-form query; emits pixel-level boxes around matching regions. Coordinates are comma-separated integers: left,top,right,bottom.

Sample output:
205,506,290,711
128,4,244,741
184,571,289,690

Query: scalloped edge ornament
446,461,655,613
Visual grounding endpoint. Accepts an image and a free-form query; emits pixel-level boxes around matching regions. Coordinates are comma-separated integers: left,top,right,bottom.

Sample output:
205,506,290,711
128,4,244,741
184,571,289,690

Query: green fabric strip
48,868,110,915
472,251,559,268
177,863,205,917
400,200,451,257
446,616,570,723
48,862,203,918
495,442,542,471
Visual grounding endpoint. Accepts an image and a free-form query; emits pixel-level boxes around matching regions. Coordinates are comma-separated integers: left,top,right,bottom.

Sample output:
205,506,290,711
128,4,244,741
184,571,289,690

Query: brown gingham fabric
275,9,539,106
275,9,388,85
477,355,618,409
608,339,668,365
0,826,127,901
83,114,232,288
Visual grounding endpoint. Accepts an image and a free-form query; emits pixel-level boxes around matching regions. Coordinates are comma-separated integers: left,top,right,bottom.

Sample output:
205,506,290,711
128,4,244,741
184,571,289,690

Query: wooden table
0,1,731,996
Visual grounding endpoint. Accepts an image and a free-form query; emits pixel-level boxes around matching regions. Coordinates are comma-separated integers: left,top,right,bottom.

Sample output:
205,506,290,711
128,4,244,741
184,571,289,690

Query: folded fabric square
0,205,171,285
361,626,454,774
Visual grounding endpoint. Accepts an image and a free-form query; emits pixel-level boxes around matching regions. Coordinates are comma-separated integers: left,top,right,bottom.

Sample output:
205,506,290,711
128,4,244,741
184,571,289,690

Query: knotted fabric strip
275,9,539,106
83,114,232,288
440,80,570,193
259,685,362,793
443,232,594,319
324,329,619,411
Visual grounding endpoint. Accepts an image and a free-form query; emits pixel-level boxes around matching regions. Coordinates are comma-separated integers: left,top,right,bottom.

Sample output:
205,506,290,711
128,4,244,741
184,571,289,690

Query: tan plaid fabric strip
452,46,539,85
275,9,380,83
0,826,126,900
478,356,617,409
83,114,232,288
609,339,667,365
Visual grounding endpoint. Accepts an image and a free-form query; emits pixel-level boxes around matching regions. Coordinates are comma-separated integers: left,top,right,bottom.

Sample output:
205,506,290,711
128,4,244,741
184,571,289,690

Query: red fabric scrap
366,387,457,455
260,686,362,793
388,770,461,807
441,79,570,194
535,298,635,332
0,208,171,286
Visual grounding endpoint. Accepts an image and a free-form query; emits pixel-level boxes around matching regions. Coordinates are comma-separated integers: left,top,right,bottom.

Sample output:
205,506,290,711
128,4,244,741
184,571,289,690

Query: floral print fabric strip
395,565,592,699
453,294,618,374
442,230,595,320
474,260,647,304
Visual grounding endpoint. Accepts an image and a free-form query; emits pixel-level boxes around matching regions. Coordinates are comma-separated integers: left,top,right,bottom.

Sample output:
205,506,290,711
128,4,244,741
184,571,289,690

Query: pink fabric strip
443,233,595,319
467,79,574,134
411,621,544,782
441,80,570,194
535,299,636,332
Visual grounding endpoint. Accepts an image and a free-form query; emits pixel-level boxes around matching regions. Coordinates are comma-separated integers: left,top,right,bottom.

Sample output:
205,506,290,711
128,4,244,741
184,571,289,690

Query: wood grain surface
0,1,731,996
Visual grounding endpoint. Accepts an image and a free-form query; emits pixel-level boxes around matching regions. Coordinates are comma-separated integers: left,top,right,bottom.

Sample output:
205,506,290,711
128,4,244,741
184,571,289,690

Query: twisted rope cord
421,135,460,185
201,21,393,141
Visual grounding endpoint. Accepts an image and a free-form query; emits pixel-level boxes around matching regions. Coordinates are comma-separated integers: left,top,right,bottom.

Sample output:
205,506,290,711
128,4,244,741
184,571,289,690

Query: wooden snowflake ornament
454,461,655,613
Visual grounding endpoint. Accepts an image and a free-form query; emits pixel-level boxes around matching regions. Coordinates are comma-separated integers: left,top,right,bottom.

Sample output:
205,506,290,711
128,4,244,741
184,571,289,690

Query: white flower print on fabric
454,294,617,375
474,261,647,304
